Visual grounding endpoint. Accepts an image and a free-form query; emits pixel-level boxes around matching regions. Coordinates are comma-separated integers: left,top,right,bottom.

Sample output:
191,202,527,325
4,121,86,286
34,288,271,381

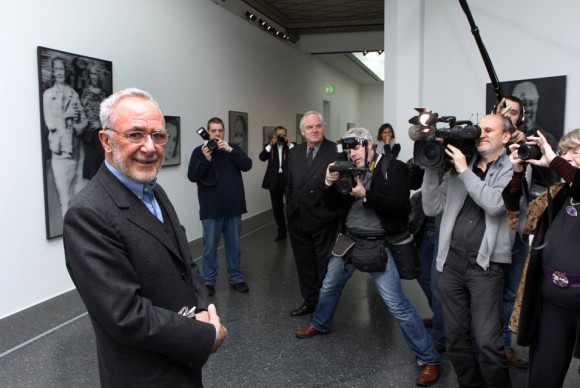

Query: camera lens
414,140,444,167
277,135,285,144
518,144,542,160
207,139,218,152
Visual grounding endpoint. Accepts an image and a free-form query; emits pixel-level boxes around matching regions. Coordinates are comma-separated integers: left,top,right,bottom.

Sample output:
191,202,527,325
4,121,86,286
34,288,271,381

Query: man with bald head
421,114,515,387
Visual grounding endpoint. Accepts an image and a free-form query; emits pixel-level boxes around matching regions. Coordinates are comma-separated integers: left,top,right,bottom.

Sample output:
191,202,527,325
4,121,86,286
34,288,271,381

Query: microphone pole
459,0,504,103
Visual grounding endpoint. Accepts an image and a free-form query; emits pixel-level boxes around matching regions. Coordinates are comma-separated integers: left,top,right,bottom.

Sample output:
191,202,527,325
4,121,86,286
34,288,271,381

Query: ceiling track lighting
362,50,384,56
248,11,291,41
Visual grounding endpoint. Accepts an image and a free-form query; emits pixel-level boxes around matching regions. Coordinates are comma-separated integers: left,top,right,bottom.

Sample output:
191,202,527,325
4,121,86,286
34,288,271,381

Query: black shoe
230,282,249,293
290,303,316,317
422,317,434,328
274,234,287,242
206,285,215,297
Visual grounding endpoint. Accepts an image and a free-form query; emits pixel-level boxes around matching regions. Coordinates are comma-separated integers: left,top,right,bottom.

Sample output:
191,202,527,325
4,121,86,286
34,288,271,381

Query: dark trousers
439,262,511,388
269,174,286,235
288,223,335,305
529,301,580,388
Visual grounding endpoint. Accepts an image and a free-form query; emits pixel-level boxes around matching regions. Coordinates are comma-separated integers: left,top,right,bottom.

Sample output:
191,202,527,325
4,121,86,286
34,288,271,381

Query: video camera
196,127,219,152
330,137,369,194
408,108,481,169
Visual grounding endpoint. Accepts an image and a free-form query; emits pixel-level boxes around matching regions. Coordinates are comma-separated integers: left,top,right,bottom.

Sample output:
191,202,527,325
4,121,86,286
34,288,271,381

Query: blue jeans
311,251,440,365
201,216,244,285
503,234,529,348
416,228,445,346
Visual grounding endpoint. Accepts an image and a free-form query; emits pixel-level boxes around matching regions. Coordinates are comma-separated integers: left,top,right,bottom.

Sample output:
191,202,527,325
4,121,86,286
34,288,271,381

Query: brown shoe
296,323,324,339
505,348,529,369
416,364,440,386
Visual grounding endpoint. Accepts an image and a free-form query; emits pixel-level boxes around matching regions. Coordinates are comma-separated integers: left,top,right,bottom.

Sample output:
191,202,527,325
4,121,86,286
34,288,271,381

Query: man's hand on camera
217,139,233,153
508,143,526,173
445,144,468,174
202,145,213,161
325,163,340,186
511,129,526,145
350,176,366,199
270,136,277,147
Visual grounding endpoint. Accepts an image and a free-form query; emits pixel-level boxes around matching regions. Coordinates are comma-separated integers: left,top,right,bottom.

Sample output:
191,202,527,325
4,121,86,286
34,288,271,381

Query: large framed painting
163,116,181,167
486,75,566,149
37,46,113,239
228,111,248,154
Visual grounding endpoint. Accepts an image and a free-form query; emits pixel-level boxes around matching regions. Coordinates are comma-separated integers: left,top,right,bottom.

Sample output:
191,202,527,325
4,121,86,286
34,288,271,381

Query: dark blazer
64,165,216,388
259,142,292,190
286,138,340,232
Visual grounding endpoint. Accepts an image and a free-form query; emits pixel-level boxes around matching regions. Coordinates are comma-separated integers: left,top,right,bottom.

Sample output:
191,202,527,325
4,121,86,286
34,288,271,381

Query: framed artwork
347,123,356,130
263,126,276,146
486,75,566,148
163,116,181,167
295,113,304,144
37,46,113,239
228,111,248,154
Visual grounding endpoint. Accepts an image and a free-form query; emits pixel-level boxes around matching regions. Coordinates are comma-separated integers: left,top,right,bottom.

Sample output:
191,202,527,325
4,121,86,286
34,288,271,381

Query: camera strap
195,158,219,187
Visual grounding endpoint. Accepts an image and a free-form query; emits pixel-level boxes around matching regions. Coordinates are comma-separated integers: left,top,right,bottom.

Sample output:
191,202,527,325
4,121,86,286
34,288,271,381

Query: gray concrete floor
1,216,579,387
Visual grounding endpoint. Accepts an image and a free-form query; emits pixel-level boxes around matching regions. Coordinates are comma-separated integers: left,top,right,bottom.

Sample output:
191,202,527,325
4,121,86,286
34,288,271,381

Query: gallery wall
0,0,367,318
390,0,580,162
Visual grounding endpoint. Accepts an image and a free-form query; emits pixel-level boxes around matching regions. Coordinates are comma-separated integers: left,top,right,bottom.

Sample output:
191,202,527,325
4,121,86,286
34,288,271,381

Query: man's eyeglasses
106,128,169,145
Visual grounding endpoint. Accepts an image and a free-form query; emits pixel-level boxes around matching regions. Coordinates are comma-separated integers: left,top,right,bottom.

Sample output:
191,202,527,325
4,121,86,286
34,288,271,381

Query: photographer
295,127,440,387
421,114,514,387
188,117,252,296
503,129,580,388
259,126,294,242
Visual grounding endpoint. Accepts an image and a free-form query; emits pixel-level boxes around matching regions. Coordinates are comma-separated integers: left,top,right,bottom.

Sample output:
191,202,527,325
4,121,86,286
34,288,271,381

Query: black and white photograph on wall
486,75,567,149
263,126,276,146
163,116,181,167
228,111,249,154
37,46,113,239
295,113,304,144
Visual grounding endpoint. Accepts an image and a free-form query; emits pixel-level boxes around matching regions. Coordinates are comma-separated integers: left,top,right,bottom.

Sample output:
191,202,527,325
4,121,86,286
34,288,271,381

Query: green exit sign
325,85,335,94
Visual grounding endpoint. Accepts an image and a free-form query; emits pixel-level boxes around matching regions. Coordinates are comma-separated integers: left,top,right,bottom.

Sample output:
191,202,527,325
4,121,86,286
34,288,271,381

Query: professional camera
276,134,286,144
330,137,369,194
517,144,542,160
408,109,481,169
196,127,218,152
329,161,367,195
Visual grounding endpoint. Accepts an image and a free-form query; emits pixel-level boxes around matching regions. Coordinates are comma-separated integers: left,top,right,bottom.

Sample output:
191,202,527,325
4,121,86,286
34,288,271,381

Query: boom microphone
408,125,436,141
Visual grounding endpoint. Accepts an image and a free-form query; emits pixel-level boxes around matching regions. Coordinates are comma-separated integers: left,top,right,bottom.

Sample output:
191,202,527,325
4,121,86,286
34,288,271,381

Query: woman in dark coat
503,129,580,388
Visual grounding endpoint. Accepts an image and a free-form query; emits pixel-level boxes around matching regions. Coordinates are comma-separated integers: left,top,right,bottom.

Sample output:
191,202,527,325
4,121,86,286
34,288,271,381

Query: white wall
0,0,365,318
359,84,385,137
388,0,580,163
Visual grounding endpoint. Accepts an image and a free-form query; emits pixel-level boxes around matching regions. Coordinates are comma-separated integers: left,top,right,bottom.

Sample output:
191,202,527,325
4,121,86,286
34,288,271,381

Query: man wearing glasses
64,88,227,387
188,117,252,296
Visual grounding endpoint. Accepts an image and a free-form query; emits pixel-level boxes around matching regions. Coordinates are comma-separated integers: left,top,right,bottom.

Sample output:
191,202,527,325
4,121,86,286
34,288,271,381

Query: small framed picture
228,111,248,154
263,126,276,145
163,116,181,167
295,113,304,144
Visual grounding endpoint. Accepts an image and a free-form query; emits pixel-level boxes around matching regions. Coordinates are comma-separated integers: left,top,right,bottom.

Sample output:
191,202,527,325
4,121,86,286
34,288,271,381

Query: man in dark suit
64,88,227,387
286,111,341,316
259,126,294,242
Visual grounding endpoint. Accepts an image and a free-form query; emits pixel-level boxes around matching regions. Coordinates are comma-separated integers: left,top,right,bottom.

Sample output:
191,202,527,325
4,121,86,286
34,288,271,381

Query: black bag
348,238,387,273
387,231,421,280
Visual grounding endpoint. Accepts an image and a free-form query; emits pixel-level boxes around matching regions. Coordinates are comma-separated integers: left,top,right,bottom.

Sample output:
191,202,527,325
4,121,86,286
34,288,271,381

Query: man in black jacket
286,111,340,316
259,126,294,242
295,127,440,386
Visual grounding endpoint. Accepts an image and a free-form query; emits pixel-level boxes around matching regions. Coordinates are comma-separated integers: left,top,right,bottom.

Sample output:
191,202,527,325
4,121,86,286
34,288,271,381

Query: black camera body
517,144,542,160
196,127,218,152
409,111,481,169
413,125,481,168
329,161,367,194
276,134,286,144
